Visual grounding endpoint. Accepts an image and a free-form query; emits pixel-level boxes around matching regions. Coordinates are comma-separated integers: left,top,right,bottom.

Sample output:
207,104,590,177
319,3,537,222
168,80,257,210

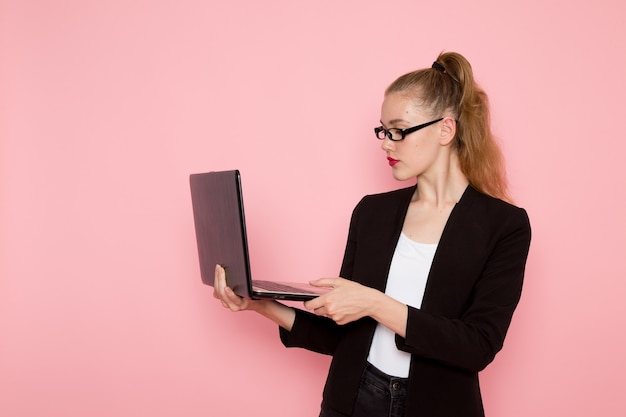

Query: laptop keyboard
253,280,313,294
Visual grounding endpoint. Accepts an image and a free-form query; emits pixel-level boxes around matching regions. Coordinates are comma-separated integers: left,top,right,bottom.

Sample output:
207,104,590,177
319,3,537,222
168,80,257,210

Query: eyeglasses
374,118,444,141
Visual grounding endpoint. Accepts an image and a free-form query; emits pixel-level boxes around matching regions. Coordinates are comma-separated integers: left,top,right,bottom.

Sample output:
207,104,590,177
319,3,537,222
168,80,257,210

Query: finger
215,265,235,300
213,264,224,293
214,266,235,305
304,296,323,311
309,278,339,288
313,306,327,317
224,286,241,303
218,290,242,311
225,286,251,310
213,281,224,300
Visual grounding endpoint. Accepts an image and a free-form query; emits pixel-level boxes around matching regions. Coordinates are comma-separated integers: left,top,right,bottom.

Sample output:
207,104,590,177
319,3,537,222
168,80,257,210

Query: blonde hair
386,51,511,202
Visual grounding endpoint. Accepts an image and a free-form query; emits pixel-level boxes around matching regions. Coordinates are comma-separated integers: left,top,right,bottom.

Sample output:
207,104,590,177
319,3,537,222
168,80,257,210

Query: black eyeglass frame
374,117,444,141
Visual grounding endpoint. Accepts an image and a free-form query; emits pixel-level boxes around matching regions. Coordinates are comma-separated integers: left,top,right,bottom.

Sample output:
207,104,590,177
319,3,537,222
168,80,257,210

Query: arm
305,202,531,373
212,263,345,354
396,208,532,371
305,278,408,335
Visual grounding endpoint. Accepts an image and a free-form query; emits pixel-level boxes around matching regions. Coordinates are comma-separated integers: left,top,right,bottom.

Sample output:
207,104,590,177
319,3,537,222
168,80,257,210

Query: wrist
248,298,271,314
369,291,408,338
368,288,385,319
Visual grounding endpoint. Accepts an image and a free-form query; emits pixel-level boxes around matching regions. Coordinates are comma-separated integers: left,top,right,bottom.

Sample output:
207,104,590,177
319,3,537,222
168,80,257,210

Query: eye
374,126,387,140
387,129,403,140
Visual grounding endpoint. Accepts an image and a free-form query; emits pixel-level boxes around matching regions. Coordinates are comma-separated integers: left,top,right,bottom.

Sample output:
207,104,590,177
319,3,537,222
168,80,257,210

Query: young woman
213,51,531,417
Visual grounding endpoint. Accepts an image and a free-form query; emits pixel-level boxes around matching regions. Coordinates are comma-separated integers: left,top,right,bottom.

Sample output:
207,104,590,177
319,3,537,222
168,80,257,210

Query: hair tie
432,61,446,73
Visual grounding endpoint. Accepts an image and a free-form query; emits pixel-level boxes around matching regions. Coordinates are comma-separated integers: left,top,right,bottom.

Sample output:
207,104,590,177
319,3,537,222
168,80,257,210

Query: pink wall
2,1,625,416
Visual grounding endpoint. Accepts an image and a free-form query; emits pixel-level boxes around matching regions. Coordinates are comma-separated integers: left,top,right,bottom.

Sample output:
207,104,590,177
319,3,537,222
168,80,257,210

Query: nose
380,136,394,152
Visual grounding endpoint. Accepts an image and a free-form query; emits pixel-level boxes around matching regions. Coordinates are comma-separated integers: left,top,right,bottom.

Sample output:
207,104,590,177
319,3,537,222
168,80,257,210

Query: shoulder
356,185,416,211
346,186,415,235
459,186,531,235
464,186,528,214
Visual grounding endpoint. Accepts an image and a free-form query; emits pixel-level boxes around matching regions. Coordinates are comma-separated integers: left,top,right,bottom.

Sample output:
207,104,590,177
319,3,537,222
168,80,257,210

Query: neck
413,151,468,207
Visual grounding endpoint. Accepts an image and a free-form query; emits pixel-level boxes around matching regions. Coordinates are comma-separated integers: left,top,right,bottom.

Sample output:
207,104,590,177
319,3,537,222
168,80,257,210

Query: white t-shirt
367,232,437,377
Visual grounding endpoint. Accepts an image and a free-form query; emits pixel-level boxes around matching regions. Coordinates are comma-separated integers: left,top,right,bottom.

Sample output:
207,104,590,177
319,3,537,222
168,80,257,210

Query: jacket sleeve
279,309,343,355
395,207,531,372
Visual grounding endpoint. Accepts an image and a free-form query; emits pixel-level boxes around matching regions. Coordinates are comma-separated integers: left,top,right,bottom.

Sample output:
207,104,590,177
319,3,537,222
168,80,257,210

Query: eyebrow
379,119,409,128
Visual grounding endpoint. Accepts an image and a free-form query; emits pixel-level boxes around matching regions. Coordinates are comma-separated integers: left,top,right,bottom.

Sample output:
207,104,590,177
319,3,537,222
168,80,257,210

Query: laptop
189,170,329,301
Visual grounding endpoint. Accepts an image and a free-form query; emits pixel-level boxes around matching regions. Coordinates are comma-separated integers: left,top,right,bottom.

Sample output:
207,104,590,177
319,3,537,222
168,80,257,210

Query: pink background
2,1,625,416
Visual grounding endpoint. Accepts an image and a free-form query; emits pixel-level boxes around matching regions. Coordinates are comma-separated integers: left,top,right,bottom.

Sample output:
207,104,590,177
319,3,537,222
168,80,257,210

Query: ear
439,117,457,146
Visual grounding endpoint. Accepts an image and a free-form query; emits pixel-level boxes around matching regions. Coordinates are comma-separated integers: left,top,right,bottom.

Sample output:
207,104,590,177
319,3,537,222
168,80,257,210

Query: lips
387,157,399,167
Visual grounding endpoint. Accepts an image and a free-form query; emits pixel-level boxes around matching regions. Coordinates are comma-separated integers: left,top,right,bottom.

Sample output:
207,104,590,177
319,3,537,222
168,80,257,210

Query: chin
391,167,419,182
391,172,413,182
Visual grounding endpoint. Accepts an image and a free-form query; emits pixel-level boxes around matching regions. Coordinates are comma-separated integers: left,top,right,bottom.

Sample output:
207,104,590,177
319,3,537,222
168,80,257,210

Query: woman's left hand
304,278,380,325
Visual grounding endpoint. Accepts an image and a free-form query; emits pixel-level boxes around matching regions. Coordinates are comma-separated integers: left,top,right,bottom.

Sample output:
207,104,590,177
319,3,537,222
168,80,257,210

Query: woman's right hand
212,264,256,312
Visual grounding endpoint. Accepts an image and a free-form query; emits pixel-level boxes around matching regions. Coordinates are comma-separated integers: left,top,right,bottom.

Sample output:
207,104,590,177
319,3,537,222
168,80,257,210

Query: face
379,92,444,181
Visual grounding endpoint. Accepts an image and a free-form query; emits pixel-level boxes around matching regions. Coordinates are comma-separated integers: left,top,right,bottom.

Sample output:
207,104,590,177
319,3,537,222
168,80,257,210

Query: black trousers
319,363,407,417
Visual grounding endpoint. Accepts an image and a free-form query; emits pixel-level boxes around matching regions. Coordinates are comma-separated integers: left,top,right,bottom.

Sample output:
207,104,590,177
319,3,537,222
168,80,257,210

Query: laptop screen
189,170,253,298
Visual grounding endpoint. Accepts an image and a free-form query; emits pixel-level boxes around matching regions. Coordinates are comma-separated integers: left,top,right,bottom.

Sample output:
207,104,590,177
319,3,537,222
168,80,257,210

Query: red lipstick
387,157,399,167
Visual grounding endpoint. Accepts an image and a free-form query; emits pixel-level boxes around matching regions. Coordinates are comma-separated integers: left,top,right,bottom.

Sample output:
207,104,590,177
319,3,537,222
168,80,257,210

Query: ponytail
386,52,511,202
